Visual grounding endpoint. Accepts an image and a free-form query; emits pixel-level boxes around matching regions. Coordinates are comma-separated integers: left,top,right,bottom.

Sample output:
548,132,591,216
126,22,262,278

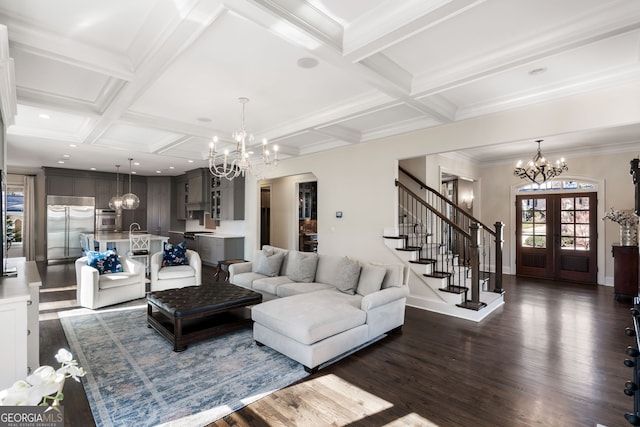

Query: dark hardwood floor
36,261,632,427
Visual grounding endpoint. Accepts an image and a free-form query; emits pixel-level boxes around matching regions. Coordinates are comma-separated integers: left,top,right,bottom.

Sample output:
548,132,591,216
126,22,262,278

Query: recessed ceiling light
529,67,547,76
156,170,161,174
90,167,96,171
297,57,319,69
57,160,64,164
39,113,50,119
197,117,212,123
132,171,137,174
63,154,70,158
169,166,175,169
134,162,140,166
69,144,77,148
188,160,194,163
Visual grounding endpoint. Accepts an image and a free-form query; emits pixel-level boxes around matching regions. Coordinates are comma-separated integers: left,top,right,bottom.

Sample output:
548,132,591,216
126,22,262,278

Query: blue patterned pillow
86,250,123,275
162,241,189,267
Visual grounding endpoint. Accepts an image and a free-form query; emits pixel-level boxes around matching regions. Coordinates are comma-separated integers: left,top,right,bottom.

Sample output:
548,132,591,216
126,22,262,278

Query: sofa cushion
335,257,361,295
253,276,293,295
98,271,140,290
252,290,365,345
87,250,123,275
255,250,285,277
276,282,334,298
284,251,318,282
356,264,386,296
162,241,189,267
233,272,266,289
157,265,195,280
314,255,343,285
373,263,405,288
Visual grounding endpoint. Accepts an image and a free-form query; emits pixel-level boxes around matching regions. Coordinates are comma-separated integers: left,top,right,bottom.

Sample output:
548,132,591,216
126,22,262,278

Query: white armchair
150,249,202,292
75,255,146,309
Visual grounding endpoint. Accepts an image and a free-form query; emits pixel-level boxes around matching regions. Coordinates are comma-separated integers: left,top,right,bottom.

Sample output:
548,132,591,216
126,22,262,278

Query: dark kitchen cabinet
612,245,639,299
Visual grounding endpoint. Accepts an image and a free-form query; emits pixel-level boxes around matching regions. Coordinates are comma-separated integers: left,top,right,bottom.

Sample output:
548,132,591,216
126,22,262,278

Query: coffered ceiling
1,0,640,175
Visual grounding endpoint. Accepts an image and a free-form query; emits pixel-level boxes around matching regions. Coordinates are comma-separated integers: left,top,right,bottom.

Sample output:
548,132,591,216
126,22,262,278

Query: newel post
493,221,504,294
469,222,481,305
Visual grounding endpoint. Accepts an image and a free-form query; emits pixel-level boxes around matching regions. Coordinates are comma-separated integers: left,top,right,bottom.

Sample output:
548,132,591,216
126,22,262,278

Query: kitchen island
88,232,169,254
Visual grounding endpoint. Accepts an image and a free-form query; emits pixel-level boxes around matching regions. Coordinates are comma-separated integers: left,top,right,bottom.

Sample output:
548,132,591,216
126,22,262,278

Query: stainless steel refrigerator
47,195,95,263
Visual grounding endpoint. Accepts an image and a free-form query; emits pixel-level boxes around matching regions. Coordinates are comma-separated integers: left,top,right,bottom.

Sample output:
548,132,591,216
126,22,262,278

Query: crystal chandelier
208,97,278,180
121,158,140,210
513,140,567,184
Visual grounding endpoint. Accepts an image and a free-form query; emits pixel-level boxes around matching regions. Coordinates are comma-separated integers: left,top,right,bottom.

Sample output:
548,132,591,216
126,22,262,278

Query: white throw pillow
255,250,285,277
335,257,361,295
356,264,386,296
285,251,319,282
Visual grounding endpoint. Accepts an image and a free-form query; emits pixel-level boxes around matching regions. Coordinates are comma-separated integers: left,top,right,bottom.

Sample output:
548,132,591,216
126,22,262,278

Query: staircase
383,167,505,322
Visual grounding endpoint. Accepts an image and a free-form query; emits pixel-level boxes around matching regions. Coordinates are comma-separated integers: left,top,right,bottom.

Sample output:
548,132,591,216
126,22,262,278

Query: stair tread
439,285,469,294
424,271,451,278
409,259,435,265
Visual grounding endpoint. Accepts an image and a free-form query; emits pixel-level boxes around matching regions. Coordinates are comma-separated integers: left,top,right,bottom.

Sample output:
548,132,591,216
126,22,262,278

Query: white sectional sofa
229,245,409,373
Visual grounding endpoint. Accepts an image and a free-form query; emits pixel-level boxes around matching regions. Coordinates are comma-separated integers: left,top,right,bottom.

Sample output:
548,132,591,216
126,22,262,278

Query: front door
516,192,597,283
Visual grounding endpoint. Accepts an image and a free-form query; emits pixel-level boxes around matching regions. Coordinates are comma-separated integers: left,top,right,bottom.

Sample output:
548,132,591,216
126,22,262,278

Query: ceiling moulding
248,0,343,50
5,23,134,81
411,7,640,97
312,124,361,144
82,1,227,147
452,64,640,122
16,87,98,116
128,0,225,69
120,111,224,140
0,25,17,126
259,91,395,140
361,116,441,143
344,0,484,62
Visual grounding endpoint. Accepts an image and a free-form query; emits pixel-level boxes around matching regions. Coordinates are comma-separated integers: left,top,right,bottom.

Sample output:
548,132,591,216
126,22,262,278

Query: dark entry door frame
508,178,605,285
515,192,597,283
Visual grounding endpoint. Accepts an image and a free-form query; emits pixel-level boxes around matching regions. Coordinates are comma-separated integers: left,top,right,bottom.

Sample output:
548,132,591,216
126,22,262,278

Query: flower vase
620,224,638,246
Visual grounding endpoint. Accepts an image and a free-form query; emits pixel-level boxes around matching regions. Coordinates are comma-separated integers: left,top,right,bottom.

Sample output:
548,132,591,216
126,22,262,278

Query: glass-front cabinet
210,176,221,220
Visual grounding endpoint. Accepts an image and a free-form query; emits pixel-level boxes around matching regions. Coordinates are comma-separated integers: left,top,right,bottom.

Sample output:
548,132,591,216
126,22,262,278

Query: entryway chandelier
513,140,567,184
208,97,278,180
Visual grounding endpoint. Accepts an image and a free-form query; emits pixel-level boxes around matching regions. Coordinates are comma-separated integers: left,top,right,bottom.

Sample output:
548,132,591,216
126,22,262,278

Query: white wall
242,80,640,273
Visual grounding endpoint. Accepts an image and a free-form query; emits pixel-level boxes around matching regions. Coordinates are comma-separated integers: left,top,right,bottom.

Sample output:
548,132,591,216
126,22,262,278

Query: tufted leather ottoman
147,283,262,351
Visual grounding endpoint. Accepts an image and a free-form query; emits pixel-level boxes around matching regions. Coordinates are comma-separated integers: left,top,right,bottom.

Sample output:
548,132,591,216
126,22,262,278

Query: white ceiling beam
3,17,134,81
344,0,485,63
226,0,454,126
312,124,361,144
82,0,226,145
0,25,17,126
413,3,640,96
245,0,343,49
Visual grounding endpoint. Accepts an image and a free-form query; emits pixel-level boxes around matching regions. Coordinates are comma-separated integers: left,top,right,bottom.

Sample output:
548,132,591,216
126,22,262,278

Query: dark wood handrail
398,166,496,237
395,180,471,239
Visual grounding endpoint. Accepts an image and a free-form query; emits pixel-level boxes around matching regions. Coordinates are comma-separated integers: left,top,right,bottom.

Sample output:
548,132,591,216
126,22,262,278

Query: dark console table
613,245,639,300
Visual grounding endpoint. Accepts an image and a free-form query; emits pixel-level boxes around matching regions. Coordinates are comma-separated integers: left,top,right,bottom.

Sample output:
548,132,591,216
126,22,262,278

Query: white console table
0,258,41,389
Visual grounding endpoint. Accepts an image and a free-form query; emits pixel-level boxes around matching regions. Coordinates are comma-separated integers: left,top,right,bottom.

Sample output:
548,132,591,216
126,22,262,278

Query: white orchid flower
0,380,42,406
57,365,85,382
0,350,85,407
54,348,74,365
27,366,65,397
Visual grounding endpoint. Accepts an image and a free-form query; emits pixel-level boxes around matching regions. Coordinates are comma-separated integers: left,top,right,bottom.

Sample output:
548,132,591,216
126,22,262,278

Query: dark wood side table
612,245,639,300
214,259,248,282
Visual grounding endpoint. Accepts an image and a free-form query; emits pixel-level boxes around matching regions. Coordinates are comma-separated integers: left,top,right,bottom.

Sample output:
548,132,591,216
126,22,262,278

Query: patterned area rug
59,305,309,427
